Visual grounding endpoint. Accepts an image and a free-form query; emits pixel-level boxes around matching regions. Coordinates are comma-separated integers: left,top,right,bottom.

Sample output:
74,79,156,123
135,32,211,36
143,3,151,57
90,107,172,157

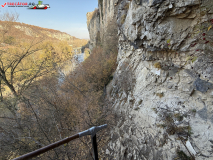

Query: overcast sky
0,0,98,39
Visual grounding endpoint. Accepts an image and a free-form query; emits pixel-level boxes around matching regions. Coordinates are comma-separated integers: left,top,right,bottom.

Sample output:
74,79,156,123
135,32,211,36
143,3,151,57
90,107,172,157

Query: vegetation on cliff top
87,8,99,27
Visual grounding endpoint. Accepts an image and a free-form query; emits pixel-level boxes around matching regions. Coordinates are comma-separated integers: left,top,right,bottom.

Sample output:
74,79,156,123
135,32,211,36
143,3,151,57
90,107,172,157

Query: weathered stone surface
86,10,100,50
197,106,208,121
88,0,213,159
193,78,213,93
87,0,118,51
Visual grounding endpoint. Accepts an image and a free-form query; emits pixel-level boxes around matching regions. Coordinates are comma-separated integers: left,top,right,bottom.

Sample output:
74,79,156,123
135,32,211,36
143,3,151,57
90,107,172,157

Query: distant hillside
0,21,88,48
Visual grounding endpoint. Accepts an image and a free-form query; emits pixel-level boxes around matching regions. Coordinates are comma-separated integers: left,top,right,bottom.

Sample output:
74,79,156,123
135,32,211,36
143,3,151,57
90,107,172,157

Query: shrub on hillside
81,46,117,91
4,36,15,44
87,8,99,26
102,19,118,54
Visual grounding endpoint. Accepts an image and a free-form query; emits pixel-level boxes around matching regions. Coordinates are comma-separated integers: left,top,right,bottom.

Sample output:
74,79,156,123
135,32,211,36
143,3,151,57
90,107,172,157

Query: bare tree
0,10,116,160
0,12,57,101
0,11,19,40
0,12,60,159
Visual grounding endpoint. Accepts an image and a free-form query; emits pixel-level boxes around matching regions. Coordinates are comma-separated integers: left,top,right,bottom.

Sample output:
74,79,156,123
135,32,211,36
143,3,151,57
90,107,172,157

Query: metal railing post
92,134,99,160
79,124,107,160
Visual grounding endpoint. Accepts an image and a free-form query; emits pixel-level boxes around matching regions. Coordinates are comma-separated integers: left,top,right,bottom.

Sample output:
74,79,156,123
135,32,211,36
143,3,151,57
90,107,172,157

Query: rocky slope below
0,21,88,48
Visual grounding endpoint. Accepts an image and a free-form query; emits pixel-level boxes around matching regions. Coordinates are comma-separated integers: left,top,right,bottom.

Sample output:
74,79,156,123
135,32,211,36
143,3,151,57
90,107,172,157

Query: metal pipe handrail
14,124,107,160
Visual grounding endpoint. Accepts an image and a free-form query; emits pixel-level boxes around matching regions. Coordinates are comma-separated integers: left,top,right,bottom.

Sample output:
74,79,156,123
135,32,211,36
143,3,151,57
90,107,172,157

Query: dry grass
87,8,99,26
124,3,130,10
120,3,129,25
154,62,161,69
156,92,164,98
176,150,192,160
155,110,193,138
121,14,127,25
69,46,117,91
174,113,184,121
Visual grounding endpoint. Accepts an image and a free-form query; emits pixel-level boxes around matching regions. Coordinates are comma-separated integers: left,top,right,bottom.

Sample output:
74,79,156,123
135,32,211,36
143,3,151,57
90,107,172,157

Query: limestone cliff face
87,10,100,50
87,0,118,50
88,0,213,159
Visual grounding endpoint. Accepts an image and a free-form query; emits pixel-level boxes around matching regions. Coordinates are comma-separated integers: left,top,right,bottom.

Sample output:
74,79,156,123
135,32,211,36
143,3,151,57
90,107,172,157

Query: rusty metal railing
14,124,107,160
